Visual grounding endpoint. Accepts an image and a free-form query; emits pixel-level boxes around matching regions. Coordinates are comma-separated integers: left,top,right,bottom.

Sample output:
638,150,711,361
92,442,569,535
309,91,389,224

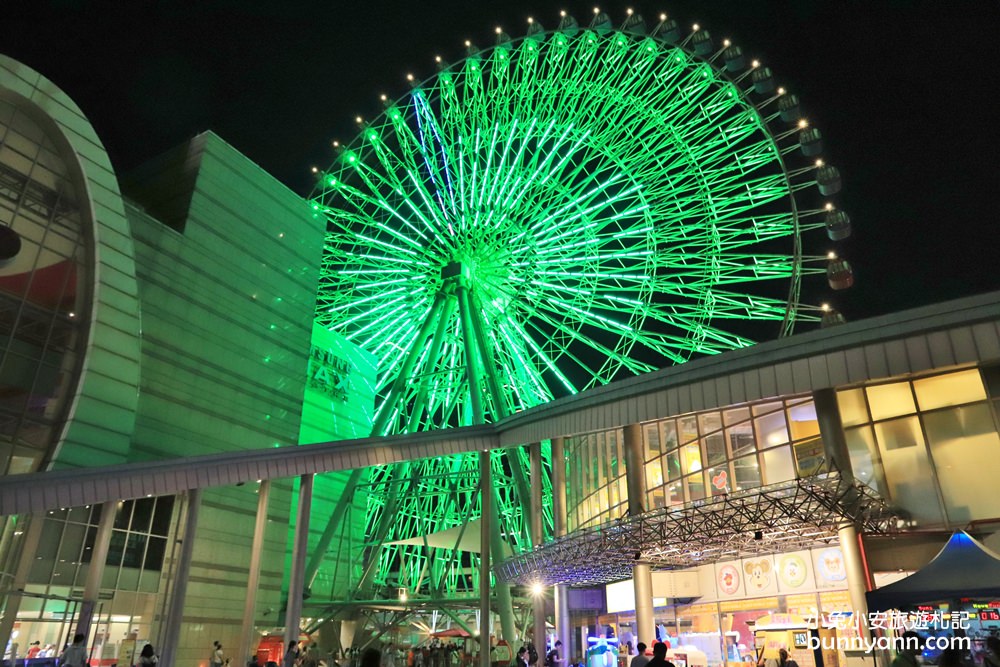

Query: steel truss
494,471,897,586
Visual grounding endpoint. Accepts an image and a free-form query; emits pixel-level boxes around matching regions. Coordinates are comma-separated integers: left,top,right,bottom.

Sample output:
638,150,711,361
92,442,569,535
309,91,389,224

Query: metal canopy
494,472,897,586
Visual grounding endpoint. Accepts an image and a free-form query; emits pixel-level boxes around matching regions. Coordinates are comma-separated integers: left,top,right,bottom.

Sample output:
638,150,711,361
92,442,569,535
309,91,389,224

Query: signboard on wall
300,323,377,443
812,547,848,590
715,561,745,598
741,555,779,596
775,551,814,592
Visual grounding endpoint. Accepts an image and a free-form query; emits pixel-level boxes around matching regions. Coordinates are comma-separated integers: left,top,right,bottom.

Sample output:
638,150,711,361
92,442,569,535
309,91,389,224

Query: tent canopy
431,628,471,638
385,518,512,556
866,531,1000,611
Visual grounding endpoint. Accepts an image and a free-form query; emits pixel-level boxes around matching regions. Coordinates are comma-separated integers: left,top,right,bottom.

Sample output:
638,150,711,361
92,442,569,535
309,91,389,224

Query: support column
286,474,314,647
488,488,517,643
239,480,271,664
551,438,570,665
479,451,492,667
0,514,45,655
623,424,654,647
529,443,546,651
76,501,118,639
815,389,874,653
160,489,202,667
813,388,852,473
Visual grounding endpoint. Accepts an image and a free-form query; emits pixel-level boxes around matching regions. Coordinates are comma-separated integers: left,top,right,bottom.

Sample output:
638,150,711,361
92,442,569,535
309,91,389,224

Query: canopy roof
866,531,1000,611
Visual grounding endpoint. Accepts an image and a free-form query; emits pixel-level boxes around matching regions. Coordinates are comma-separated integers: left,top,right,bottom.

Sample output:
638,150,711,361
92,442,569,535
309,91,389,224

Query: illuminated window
874,416,942,524
924,404,1000,523
837,388,869,427
762,446,795,484
866,382,916,421
913,369,986,411
754,410,788,448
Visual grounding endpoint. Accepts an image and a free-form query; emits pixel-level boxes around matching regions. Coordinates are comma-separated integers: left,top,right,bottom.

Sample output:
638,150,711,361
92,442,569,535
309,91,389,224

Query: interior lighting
798,118,809,128
531,583,544,596
751,59,760,68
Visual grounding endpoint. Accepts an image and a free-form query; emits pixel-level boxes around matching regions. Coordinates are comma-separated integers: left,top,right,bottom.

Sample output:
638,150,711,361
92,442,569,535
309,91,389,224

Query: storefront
602,545,857,667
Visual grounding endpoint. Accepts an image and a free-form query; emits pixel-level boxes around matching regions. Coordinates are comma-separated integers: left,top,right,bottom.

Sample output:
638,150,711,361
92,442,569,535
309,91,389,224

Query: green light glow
312,24,830,601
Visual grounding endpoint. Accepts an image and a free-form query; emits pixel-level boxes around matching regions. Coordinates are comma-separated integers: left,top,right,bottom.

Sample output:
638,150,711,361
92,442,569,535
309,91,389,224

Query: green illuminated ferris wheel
314,10,852,436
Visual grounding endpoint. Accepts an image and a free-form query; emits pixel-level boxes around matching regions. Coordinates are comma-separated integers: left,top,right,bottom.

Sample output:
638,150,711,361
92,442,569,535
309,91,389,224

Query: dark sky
7,0,1000,323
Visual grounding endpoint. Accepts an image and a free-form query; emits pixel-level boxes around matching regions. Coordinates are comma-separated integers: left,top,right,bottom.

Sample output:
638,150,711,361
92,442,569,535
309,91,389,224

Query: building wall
0,54,141,472
123,132,323,664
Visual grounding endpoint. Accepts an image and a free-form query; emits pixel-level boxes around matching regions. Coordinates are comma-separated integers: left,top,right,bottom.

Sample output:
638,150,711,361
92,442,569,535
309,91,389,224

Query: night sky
8,0,1000,324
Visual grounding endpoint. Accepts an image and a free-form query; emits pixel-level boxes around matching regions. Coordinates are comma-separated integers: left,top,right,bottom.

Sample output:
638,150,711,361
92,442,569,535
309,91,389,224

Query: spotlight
531,583,544,596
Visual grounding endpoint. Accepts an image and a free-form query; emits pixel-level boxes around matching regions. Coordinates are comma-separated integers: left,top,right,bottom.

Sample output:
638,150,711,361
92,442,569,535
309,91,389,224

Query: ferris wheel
313,8,853,435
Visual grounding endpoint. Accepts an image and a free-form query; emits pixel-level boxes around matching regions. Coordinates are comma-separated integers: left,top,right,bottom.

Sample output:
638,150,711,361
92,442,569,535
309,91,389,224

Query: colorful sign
717,564,742,596
742,555,779,595
814,547,847,588
777,553,809,590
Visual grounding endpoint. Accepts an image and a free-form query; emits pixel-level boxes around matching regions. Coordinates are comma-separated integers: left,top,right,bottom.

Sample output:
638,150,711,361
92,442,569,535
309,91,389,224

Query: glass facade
565,397,824,530
837,367,1000,526
566,429,626,531
11,498,172,661
0,94,90,474
639,397,822,512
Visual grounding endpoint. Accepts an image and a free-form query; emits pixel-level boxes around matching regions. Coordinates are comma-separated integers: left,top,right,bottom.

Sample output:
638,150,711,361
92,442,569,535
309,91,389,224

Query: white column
530,442,546,651
0,514,45,654
551,437,571,662
160,489,202,667
285,475,314,647
76,501,117,640
839,525,871,641
479,451,492,667
239,480,271,664
624,424,654,646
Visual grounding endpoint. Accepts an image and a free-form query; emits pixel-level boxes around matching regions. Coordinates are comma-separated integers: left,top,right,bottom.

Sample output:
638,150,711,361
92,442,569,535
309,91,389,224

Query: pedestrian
59,635,88,667
777,649,798,667
516,648,530,667
546,641,564,667
891,632,921,667
361,649,382,667
644,642,674,667
138,644,158,667
985,638,1000,667
630,644,649,667
284,642,301,667
212,642,227,667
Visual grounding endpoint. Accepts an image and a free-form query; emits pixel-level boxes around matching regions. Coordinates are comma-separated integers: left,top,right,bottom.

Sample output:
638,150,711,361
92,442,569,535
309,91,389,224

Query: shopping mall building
2,52,999,667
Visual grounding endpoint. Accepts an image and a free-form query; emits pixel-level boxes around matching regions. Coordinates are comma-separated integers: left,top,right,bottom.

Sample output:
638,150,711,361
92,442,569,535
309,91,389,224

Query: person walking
212,642,227,667
59,635,88,667
138,644,158,667
777,649,798,667
984,637,1000,667
644,643,674,667
284,642,302,667
630,644,649,667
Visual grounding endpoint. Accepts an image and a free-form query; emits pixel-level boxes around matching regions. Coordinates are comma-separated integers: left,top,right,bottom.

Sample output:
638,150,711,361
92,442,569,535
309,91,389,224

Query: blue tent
866,531,1000,612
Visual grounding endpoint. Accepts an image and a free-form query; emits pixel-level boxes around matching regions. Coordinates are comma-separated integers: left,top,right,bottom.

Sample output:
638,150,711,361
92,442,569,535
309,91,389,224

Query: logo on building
308,345,352,401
